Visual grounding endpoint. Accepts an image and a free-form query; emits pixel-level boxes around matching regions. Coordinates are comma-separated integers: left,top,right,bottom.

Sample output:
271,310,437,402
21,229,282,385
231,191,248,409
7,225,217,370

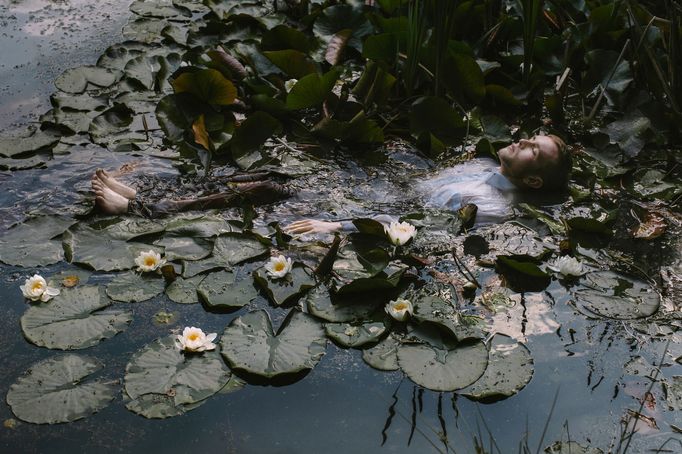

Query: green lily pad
166,275,204,304
172,69,237,106
253,265,316,306
0,216,76,267
324,322,386,348
397,340,488,392
154,236,213,261
362,335,400,371
98,218,166,240
7,355,117,424
129,0,192,19
163,214,235,237
47,269,93,289
182,257,228,278
106,272,166,303
286,68,341,110
220,309,327,378
305,285,377,322
55,66,122,94
0,128,60,158
197,270,257,309
21,286,132,350
125,335,231,419
478,222,551,261
461,334,534,402
413,295,485,342
572,271,660,320
212,233,269,266
544,442,604,454
63,225,160,271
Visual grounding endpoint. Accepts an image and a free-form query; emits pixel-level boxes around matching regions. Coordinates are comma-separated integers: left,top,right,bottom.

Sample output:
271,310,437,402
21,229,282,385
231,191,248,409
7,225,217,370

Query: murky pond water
1,1,681,453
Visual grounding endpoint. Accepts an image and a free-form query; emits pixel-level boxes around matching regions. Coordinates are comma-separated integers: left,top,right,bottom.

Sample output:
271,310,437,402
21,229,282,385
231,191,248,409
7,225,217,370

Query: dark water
1,1,681,453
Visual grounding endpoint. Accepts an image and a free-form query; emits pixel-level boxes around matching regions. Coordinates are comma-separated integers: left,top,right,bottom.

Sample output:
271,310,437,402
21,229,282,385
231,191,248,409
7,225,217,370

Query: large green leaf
324,322,386,348
154,236,213,261
305,285,377,322
253,265,316,306
398,340,488,392
261,25,313,53
262,50,317,79
0,216,75,267
286,68,341,109
230,111,282,164
212,233,269,266
125,335,231,419
0,128,60,158
197,270,258,309
362,335,400,371
7,355,117,424
410,96,465,145
106,272,166,303
21,286,132,350
129,0,192,19
55,66,122,94
220,309,327,378
63,225,161,271
461,334,534,402
172,69,237,105
313,4,373,52
166,275,204,305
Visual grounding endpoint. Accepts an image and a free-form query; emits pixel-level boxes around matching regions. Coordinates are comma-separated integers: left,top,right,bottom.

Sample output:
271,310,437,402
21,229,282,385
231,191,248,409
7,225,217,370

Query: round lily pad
0,216,76,267
106,272,166,303
362,335,400,371
7,355,117,424
55,66,121,93
461,334,534,402
325,322,386,348
21,286,132,350
220,309,327,378
397,340,488,392
572,271,660,320
154,236,213,261
413,294,485,341
253,265,316,306
125,334,231,419
166,275,204,304
197,270,257,309
305,285,378,322
212,233,269,266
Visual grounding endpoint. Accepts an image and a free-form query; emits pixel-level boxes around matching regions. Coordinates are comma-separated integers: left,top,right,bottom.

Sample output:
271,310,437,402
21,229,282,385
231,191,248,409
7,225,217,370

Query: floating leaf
21,286,132,350
63,225,160,271
7,355,117,424
0,128,60,158
182,257,227,278
410,96,465,146
461,334,534,402
166,275,204,304
313,4,373,52
230,111,282,166
212,233,269,266
413,295,485,342
305,285,377,322
324,322,385,348
220,309,327,378
362,335,400,371
198,270,257,309
544,442,604,454
572,271,660,320
397,340,488,392
106,272,166,303
262,50,317,79
55,66,122,94
154,236,213,261
0,216,75,267
253,265,316,306
125,335,230,419
286,68,341,110
129,0,192,19
172,69,237,106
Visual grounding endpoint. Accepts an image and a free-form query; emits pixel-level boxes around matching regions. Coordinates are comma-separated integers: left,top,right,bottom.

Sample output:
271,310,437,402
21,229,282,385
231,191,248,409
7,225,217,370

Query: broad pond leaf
572,271,660,320
230,111,282,164
410,96,465,145
129,0,192,19
461,334,534,402
313,4,373,52
286,68,341,110
544,441,604,454
413,295,485,342
21,286,132,350
162,213,235,237
0,216,75,267
55,66,122,94
362,334,400,371
220,309,327,378
172,69,237,106
398,340,488,392
198,270,257,309
154,236,213,261
262,50,317,79
261,25,313,53
166,275,204,304
106,272,165,303
7,355,117,424
324,322,386,348
305,285,377,323
125,335,231,419
253,265,316,306
212,233,269,266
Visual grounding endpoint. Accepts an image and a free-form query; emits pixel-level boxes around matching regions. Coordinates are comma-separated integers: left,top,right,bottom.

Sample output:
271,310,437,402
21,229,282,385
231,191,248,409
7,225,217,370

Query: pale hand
284,219,343,234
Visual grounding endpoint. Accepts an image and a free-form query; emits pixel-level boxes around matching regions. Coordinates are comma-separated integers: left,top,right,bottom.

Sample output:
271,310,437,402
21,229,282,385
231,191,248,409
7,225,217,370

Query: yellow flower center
144,257,156,266
187,333,200,341
274,262,285,272
31,282,45,291
394,302,408,311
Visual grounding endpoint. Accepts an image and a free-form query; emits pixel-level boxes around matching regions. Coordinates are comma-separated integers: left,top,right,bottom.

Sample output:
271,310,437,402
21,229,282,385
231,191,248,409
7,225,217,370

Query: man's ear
523,175,543,189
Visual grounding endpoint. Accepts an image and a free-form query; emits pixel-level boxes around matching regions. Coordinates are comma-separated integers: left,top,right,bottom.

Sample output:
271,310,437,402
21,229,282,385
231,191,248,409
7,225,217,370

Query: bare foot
92,178,129,214
95,169,136,200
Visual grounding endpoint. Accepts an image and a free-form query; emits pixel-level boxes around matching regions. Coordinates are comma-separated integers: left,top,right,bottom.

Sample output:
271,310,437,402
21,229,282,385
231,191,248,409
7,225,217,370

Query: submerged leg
94,169,137,200
91,178,129,214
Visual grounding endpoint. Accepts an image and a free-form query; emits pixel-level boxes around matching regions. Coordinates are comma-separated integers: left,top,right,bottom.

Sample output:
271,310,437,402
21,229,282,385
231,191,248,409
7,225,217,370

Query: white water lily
385,221,416,246
548,255,584,277
265,254,293,278
135,250,166,272
284,78,298,92
20,274,60,302
175,326,217,352
385,298,414,322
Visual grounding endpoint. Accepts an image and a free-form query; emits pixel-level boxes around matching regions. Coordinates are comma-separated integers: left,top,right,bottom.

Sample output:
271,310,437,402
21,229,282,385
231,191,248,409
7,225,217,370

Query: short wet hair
535,134,572,191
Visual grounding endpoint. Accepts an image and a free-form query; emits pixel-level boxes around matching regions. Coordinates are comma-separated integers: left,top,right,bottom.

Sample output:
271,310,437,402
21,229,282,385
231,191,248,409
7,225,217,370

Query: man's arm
284,219,344,234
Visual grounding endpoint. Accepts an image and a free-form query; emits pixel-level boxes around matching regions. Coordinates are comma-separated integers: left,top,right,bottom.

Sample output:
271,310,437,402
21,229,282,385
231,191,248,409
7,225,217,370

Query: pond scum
0,0,681,452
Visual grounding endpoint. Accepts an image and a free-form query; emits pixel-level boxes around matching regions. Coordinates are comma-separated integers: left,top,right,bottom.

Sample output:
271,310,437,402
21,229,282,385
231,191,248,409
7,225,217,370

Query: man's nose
519,139,532,148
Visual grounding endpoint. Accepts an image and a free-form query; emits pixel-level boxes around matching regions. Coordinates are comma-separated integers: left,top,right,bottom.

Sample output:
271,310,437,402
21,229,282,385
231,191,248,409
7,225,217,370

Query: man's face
498,135,559,182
